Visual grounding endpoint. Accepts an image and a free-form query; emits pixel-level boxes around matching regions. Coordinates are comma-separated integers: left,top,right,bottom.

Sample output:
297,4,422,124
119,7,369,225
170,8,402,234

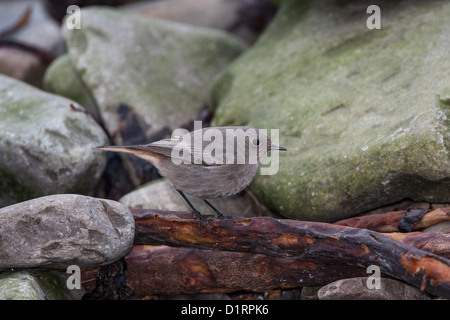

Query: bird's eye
252,139,260,146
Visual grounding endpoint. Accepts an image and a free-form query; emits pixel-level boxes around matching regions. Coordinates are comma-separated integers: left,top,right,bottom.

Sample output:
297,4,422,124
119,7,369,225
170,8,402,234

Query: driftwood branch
335,207,450,232
82,245,366,296
131,209,450,298
383,232,450,259
81,231,449,296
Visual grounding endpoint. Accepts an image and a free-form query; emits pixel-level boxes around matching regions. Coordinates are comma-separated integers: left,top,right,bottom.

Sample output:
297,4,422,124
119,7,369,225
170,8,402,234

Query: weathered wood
125,245,362,295
82,232,450,296
132,209,450,298
335,207,450,232
383,232,450,259
82,245,366,296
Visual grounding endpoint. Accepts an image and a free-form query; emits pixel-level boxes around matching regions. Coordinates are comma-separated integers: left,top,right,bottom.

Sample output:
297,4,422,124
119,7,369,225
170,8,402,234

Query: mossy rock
44,54,100,121
0,75,108,207
62,7,247,141
0,271,84,300
212,0,450,221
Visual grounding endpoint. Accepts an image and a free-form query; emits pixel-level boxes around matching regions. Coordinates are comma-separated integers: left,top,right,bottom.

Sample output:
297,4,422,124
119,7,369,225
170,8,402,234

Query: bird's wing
144,136,212,165
145,135,227,166
142,127,256,165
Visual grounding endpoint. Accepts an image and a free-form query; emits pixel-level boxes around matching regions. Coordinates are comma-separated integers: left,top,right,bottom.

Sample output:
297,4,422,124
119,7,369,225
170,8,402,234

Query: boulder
122,0,271,43
0,74,108,207
119,178,278,217
0,271,84,300
212,0,450,221
0,194,135,270
0,48,46,88
317,277,430,300
43,53,100,121
0,0,64,55
62,7,246,143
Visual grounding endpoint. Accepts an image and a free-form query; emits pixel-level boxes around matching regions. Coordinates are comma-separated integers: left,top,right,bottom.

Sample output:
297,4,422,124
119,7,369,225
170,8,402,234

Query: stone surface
123,0,261,43
62,7,246,144
0,48,46,88
0,194,135,269
119,178,278,217
423,221,450,233
361,199,431,216
212,0,450,221
0,74,108,207
43,53,100,121
317,277,431,300
0,271,84,300
0,0,65,55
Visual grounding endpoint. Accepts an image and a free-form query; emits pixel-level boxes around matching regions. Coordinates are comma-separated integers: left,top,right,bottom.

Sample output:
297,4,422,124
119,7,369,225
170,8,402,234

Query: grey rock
43,53,100,121
317,277,431,300
212,0,450,221
119,178,279,218
62,7,246,143
361,199,431,216
423,221,450,233
0,74,108,207
0,48,46,88
0,271,84,300
0,0,64,55
0,194,135,269
123,0,261,43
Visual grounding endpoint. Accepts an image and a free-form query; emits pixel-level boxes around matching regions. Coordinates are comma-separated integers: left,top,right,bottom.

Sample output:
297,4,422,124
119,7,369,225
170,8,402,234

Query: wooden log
81,232,450,295
131,245,366,296
383,232,450,259
81,245,366,296
82,232,450,296
132,209,450,298
335,207,450,232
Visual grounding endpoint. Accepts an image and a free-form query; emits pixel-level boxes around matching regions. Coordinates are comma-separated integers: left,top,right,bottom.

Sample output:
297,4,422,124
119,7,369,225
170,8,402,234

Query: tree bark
335,207,450,232
383,232,450,259
131,209,450,298
82,244,366,296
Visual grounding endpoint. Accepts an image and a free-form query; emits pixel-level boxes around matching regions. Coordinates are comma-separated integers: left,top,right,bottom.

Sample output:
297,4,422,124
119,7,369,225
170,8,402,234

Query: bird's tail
93,145,153,156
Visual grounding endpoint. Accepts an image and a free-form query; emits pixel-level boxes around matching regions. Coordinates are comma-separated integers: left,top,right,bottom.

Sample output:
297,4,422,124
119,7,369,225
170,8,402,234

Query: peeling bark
82,245,366,296
131,209,450,298
335,208,450,232
383,232,450,259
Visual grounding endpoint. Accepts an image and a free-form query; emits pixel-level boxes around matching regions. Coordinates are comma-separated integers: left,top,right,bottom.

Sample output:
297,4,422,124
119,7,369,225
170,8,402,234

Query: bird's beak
271,145,287,151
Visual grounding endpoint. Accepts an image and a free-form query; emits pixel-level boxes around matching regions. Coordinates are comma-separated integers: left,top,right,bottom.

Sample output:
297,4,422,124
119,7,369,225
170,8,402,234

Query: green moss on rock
62,7,247,141
0,75,108,207
43,54,100,120
0,271,83,300
212,0,450,221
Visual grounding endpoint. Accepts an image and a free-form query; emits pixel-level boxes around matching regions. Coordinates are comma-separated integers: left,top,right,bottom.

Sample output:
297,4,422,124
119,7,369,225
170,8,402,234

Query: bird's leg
203,199,225,219
176,189,207,227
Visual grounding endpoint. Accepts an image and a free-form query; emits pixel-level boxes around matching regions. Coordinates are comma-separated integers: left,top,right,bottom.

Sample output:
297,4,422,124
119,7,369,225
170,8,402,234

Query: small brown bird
94,126,286,222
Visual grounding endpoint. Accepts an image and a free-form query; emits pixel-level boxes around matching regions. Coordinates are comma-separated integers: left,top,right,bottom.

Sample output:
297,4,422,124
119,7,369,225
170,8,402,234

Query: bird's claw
191,210,211,228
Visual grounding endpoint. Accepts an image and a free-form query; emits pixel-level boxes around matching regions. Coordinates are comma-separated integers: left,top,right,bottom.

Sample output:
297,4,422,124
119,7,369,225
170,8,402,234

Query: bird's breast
156,158,259,199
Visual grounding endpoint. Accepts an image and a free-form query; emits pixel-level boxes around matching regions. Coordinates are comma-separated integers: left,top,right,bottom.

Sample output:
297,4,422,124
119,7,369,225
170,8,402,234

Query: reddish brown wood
131,209,450,298
383,232,450,259
82,245,366,296
335,208,450,232
126,245,366,296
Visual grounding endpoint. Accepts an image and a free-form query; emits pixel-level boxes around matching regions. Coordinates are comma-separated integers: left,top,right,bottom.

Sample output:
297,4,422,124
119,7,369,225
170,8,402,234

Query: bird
94,126,286,223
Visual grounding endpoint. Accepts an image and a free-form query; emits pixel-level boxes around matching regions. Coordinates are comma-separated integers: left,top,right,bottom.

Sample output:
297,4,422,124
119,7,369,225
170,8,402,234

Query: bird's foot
191,209,211,228
216,212,234,219
203,199,232,220
215,211,225,219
